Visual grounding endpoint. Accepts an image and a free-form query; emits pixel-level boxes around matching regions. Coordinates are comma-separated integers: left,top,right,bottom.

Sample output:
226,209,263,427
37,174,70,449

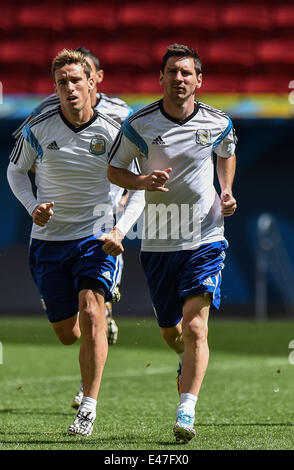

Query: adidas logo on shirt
152,135,165,145
47,141,60,150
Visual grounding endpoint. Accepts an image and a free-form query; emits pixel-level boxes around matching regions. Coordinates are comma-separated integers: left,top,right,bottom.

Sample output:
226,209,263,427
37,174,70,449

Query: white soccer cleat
68,410,96,437
173,411,196,443
71,383,83,409
111,285,121,303
105,302,118,345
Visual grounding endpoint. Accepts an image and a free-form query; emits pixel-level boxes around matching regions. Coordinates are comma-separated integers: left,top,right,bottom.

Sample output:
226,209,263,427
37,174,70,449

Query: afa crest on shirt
195,129,212,146
89,135,106,155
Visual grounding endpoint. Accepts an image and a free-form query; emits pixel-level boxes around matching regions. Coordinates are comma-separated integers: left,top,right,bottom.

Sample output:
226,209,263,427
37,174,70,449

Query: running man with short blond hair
7,49,144,437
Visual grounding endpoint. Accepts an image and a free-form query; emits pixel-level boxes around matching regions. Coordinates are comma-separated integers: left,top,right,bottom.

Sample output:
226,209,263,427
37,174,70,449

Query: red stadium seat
206,39,256,73
17,5,65,33
103,41,151,69
256,39,294,70
243,75,290,93
135,73,162,94
118,3,168,36
0,40,49,66
168,3,219,33
99,74,133,94
66,4,117,31
200,74,240,93
34,76,55,95
274,5,294,35
222,3,271,35
0,6,14,33
1,74,29,94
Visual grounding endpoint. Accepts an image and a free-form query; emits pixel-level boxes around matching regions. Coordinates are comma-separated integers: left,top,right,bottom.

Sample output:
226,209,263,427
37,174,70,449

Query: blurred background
0,0,294,320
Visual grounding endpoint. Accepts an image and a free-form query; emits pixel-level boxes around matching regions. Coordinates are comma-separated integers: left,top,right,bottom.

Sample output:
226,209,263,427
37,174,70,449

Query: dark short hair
75,46,100,71
161,44,202,75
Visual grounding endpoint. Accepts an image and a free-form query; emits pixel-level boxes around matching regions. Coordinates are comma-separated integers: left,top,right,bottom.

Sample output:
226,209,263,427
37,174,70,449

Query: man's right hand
32,202,54,227
143,168,172,192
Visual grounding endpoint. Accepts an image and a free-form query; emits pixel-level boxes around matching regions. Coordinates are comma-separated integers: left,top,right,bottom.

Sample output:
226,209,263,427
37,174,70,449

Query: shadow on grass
0,431,145,446
196,423,294,427
0,408,73,417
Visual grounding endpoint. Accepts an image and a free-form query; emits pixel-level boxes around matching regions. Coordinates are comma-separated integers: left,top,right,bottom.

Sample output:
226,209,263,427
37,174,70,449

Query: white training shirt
12,92,132,140
8,106,144,241
109,99,237,252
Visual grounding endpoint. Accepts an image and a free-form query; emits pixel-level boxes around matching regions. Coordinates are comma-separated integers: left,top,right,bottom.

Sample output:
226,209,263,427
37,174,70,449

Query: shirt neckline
159,99,199,126
59,106,99,133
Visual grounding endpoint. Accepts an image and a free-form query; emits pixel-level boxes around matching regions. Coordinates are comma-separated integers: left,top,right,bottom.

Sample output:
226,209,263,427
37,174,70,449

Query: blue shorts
29,235,122,323
140,241,228,328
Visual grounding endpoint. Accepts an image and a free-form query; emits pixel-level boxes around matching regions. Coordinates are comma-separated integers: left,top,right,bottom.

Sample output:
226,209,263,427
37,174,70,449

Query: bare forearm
108,165,172,192
108,165,147,190
217,154,237,216
217,154,236,194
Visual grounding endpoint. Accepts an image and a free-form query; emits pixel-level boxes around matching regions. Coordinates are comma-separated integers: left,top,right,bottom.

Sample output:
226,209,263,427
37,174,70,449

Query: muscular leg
52,313,81,345
78,289,108,400
181,293,211,396
160,322,184,355
171,293,211,442
160,292,211,396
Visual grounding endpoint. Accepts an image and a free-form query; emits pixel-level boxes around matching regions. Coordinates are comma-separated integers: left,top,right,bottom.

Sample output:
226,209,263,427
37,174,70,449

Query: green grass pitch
0,316,294,450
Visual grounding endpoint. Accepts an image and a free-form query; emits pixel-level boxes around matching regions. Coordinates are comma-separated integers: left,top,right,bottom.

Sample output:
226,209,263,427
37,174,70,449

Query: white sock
177,393,198,417
80,396,97,416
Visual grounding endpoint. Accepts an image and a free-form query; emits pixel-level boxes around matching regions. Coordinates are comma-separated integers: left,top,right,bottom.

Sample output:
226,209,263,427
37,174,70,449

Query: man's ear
195,73,202,89
159,71,164,86
96,69,104,85
88,76,95,91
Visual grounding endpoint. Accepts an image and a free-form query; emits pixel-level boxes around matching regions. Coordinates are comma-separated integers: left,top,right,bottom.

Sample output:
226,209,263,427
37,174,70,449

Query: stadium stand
17,5,65,35
167,4,219,34
0,6,14,34
103,40,152,71
221,3,272,36
205,39,256,74
0,75,29,94
200,75,240,94
118,2,168,36
0,39,49,67
274,4,294,36
256,39,294,73
66,4,117,32
0,0,293,94
243,75,290,94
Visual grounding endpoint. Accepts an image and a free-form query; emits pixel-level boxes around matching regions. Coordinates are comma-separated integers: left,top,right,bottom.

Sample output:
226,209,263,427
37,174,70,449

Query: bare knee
57,332,79,346
53,325,80,345
160,325,183,351
79,290,106,340
182,316,208,344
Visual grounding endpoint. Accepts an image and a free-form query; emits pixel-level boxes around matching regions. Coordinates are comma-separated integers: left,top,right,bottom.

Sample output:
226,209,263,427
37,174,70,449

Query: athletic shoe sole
173,423,196,443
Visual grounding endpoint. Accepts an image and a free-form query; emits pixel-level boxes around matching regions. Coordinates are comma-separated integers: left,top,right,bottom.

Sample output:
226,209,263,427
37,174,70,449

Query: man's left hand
221,191,237,216
100,228,124,256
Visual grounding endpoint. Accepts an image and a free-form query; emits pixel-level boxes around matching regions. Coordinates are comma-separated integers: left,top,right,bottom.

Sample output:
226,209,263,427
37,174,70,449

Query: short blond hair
51,49,92,80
